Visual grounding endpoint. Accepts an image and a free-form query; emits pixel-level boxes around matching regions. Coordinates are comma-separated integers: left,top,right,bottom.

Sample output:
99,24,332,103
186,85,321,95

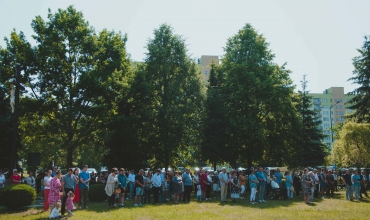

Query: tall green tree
24,6,130,167
144,24,205,169
221,24,300,168
201,63,228,170
103,63,153,170
348,36,370,123
290,76,328,167
0,30,34,170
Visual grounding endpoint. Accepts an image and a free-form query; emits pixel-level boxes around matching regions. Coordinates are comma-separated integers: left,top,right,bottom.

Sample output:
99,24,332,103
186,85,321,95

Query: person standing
313,169,319,198
218,167,229,203
342,169,353,201
48,171,62,214
360,170,368,198
205,171,212,201
118,168,127,207
51,166,57,178
26,171,36,189
134,169,145,207
326,170,335,198
308,171,315,202
352,169,361,201
36,170,45,199
61,168,75,215
182,168,193,203
143,172,152,204
10,169,21,184
105,168,119,208
285,171,293,199
152,169,162,204
230,171,240,202
43,170,52,211
73,168,80,204
213,171,221,199
256,167,266,203
301,168,312,204
200,169,207,201
172,171,182,204
293,172,301,198
0,170,5,189
128,170,136,200
273,168,283,187
319,169,327,199
249,169,259,204
193,171,199,198
264,170,271,200
333,170,338,192
79,165,90,209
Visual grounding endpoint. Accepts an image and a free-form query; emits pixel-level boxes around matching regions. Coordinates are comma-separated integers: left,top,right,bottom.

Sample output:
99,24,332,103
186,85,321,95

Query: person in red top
10,169,21,184
200,169,207,200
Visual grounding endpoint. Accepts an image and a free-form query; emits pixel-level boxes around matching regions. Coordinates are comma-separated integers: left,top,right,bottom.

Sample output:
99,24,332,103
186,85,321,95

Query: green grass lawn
0,191,368,220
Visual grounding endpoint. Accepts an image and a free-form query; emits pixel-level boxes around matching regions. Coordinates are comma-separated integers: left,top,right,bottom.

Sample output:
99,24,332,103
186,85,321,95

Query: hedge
88,184,107,202
0,184,36,209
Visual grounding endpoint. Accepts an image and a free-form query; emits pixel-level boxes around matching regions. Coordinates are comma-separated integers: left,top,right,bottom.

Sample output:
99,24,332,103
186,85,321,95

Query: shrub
0,184,36,209
88,184,107,202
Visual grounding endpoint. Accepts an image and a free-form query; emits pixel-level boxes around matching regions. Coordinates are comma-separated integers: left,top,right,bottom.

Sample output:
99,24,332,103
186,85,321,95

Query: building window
323,111,329,115
323,117,329,121
204,71,208,75
322,99,328,103
338,105,343,109
330,99,332,103
324,124,330,128
322,105,328,109
340,117,344,122
339,111,344,115
338,99,343,102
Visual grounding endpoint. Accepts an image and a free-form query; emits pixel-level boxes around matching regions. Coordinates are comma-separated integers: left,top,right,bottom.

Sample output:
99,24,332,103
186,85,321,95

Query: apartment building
308,87,355,150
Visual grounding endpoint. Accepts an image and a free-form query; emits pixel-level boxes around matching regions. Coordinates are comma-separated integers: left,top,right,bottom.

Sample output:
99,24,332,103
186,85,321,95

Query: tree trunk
164,154,169,172
67,146,73,168
247,146,253,171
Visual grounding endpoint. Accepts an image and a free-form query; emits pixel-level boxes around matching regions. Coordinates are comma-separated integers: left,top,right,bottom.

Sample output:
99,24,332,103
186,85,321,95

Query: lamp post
329,101,340,148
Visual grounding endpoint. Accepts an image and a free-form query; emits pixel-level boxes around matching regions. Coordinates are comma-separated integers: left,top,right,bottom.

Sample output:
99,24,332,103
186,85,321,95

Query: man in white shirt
128,170,136,200
218,167,229,203
26,171,36,188
152,169,163,204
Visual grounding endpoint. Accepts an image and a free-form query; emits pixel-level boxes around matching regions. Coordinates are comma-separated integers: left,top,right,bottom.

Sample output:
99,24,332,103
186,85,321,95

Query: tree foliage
332,120,370,167
348,36,370,123
143,24,205,169
289,76,328,168
220,24,300,168
201,62,228,170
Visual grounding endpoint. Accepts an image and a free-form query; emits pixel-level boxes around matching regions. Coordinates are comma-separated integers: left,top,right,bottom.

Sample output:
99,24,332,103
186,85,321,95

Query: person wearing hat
10,169,21,184
152,169,162,204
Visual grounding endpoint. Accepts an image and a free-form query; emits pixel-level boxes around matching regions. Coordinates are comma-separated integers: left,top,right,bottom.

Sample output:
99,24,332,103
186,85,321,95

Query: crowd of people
0,165,369,218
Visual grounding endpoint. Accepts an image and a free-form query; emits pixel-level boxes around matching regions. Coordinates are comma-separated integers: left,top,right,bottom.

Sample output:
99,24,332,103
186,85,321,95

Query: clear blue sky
1,0,369,93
